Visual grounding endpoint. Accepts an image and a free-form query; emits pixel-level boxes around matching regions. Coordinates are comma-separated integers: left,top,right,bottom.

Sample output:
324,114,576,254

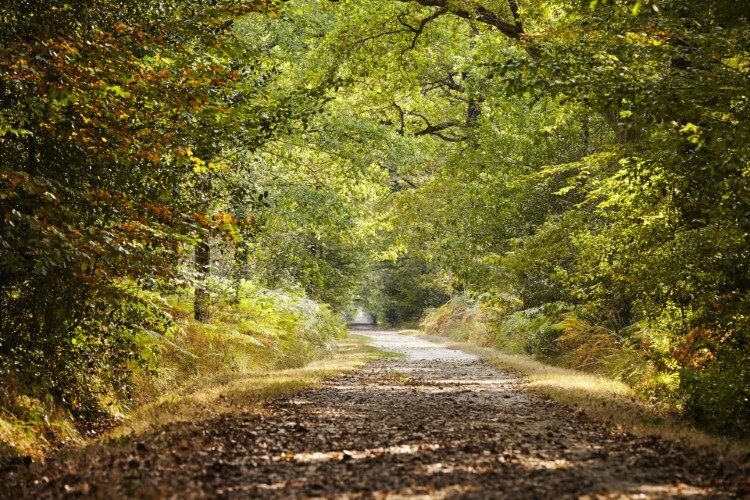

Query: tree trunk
194,240,211,322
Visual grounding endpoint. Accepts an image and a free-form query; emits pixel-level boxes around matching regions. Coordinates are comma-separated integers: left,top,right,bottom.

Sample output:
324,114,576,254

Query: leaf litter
2,331,748,498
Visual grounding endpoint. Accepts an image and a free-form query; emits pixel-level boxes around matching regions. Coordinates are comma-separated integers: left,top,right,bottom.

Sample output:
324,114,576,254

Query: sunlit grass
110,334,395,439
0,402,83,464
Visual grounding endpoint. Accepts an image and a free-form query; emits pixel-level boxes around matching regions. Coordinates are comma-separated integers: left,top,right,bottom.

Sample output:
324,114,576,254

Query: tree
0,0,283,418
313,0,750,434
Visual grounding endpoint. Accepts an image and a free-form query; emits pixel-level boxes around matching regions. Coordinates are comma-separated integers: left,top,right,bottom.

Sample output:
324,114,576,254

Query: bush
677,332,750,437
681,363,750,437
0,279,173,423
423,296,649,385
422,295,568,360
556,316,647,380
422,295,492,344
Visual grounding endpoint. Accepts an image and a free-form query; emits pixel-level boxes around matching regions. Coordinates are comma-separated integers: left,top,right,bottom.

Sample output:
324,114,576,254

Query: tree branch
421,73,464,95
409,112,465,141
397,8,447,51
508,0,523,33
392,101,406,135
398,0,523,40
412,120,460,136
354,27,412,47
379,162,417,188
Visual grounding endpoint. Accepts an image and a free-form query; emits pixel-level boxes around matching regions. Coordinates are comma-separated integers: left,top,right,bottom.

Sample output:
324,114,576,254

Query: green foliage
422,296,496,347
133,281,346,402
314,0,750,435
245,179,376,310
0,281,176,421
680,349,750,436
424,297,569,361
2,0,750,441
364,256,450,327
0,0,321,422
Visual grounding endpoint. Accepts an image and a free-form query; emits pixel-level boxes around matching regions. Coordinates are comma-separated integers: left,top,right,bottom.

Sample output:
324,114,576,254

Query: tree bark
194,240,211,322
400,0,523,40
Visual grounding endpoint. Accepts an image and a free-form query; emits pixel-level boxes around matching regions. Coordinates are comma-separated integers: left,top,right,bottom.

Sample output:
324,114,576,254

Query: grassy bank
400,329,750,465
1,333,388,466
0,283,385,466
113,334,394,438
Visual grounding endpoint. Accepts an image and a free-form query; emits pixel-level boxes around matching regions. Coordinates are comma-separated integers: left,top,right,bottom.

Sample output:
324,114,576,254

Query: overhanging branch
397,7,447,51
409,112,466,142
398,0,523,40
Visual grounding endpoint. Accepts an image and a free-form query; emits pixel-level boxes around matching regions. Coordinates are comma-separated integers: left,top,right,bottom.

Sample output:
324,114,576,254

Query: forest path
6,330,746,498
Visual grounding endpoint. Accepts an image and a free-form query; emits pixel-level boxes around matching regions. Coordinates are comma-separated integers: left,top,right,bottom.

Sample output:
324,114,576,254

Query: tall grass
0,281,347,464
130,282,346,407
422,295,648,382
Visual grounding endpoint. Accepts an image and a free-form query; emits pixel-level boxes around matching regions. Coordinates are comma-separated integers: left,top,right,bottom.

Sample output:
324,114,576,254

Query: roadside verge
398,329,750,468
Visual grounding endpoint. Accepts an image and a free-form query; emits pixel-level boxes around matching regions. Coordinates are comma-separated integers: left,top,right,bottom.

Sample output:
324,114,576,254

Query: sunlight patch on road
265,443,443,464
359,330,479,361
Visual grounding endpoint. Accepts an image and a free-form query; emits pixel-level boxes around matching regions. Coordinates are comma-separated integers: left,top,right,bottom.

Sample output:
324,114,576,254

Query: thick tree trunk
194,240,211,322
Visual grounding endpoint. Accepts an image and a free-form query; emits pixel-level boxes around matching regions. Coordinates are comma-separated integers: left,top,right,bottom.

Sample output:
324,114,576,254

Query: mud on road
3,330,748,498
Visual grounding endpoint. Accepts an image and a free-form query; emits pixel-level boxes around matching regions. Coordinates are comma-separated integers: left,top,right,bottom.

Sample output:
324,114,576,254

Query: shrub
681,361,750,437
676,328,750,437
422,296,650,389
422,295,506,346
0,280,174,423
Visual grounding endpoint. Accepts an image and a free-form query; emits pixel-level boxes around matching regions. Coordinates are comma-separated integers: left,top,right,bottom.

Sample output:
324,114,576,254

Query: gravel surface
358,330,478,361
3,330,748,498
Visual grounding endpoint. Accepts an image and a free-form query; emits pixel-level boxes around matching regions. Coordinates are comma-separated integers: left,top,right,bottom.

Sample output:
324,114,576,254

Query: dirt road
4,330,748,498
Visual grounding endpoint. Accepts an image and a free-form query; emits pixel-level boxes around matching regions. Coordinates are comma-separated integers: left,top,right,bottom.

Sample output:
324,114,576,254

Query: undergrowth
112,334,393,438
130,282,346,406
422,295,673,418
0,281,348,465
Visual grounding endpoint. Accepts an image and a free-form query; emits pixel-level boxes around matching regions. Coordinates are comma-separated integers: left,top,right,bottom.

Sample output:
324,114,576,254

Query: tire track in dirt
4,330,747,498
